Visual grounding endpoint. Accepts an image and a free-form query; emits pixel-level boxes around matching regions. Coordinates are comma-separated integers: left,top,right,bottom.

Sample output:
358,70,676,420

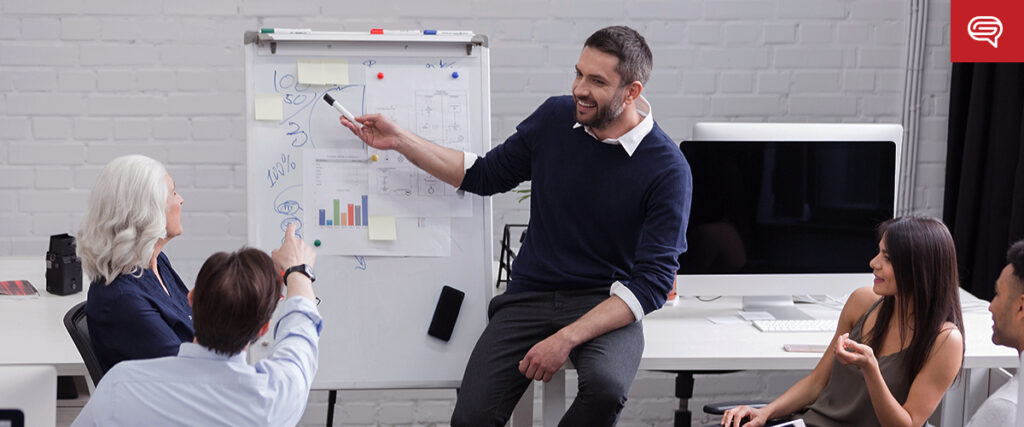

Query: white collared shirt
572,95,654,157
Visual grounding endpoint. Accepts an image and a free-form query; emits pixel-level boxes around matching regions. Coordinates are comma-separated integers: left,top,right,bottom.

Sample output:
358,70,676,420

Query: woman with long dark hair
721,217,965,427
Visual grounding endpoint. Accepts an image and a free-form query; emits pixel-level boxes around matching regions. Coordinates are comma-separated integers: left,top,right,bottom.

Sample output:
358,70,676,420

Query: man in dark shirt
340,26,691,426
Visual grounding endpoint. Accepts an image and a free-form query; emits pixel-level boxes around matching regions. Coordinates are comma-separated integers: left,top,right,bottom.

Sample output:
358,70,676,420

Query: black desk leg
57,376,78,399
675,371,695,427
326,389,337,426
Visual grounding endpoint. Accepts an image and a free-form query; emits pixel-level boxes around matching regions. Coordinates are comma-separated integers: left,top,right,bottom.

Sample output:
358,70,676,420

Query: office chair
63,301,107,386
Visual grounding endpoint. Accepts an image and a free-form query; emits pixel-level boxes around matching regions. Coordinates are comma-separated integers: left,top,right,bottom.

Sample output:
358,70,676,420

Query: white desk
641,291,1018,426
0,257,87,376
3,255,1017,425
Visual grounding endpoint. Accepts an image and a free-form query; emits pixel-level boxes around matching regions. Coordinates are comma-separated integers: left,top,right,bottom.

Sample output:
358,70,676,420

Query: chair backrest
63,301,107,386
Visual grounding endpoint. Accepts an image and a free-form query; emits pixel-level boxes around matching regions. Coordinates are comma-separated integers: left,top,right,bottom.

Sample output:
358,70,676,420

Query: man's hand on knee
518,333,573,382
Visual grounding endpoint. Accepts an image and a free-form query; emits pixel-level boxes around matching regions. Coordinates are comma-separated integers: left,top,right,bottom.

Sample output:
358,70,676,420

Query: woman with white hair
78,155,192,373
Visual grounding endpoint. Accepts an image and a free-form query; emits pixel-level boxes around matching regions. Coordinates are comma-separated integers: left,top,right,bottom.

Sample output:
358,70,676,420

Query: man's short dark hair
1007,239,1024,290
192,247,281,356
584,26,653,87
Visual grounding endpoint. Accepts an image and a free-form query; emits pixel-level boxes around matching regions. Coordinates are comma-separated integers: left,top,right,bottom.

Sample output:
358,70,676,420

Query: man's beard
575,86,626,130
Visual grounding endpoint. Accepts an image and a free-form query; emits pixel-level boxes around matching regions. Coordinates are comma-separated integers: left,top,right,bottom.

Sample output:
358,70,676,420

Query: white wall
0,0,952,425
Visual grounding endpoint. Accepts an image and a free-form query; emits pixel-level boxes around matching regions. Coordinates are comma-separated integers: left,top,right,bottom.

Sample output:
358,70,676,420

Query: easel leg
326,389,337,426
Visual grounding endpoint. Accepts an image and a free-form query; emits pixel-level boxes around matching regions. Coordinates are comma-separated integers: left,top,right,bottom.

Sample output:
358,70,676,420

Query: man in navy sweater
340,26,692,426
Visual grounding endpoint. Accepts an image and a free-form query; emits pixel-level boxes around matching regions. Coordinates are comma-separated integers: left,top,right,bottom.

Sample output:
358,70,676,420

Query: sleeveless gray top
801,298,913,427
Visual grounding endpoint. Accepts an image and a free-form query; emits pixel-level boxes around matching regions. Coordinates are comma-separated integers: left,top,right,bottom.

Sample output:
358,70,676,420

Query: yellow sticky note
368,215,397,241
321,59,349,85
297,59,324,85
297,58,349,85
254,93,283,121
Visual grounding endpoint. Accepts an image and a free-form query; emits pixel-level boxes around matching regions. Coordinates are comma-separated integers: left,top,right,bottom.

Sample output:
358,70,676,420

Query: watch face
286,265,315,283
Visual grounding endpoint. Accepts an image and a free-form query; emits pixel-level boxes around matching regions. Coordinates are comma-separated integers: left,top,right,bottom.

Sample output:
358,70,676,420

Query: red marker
370,28,384,35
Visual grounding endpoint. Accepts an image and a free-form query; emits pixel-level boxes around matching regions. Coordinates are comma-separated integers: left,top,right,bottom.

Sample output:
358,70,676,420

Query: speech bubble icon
968,16,1003,48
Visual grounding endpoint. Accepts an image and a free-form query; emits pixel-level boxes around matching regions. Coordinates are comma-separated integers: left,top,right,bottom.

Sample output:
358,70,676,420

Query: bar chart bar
362,195,368,227
333,200,340,226
320,195,370,228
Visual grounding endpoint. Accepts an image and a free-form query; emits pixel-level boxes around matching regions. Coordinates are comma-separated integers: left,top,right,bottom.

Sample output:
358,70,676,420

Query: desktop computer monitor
679,122,902,319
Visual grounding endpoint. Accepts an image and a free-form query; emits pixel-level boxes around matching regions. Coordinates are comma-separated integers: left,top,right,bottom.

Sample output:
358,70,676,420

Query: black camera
46,233,82,296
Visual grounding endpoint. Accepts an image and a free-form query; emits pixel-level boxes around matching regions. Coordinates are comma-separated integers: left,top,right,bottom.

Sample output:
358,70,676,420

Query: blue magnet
451,71,459,79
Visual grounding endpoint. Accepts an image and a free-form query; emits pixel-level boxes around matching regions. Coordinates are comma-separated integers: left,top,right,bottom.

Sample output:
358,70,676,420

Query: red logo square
952,0,1024,62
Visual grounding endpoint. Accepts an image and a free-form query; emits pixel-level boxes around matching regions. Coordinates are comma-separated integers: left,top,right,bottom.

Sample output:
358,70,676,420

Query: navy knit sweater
461,96,692,314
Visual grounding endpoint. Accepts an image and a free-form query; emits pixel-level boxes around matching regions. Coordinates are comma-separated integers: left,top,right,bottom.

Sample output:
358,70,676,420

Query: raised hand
271,223,316,271
834,332,878,370
339,114,404,151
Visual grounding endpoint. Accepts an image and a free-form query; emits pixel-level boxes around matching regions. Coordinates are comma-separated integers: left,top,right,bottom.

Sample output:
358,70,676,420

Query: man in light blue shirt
967,239,1024,426
73,224,321,427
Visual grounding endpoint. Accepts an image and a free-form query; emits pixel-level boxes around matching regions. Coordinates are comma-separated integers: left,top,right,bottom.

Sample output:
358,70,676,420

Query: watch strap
283,264,314,283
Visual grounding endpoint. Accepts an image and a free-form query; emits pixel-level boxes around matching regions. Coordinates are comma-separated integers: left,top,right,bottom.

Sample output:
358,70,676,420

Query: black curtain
944,63,1024,300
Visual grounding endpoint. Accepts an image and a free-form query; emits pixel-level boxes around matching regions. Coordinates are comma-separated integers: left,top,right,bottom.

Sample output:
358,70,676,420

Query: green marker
261,28,312,34
314,239,321,247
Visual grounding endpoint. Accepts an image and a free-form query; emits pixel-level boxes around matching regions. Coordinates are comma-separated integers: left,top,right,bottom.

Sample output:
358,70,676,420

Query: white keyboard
752,319,834,333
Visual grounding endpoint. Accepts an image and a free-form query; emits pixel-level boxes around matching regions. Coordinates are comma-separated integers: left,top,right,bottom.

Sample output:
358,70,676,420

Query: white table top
0,257,88,375
641,291,1018,372
2,254,1017,379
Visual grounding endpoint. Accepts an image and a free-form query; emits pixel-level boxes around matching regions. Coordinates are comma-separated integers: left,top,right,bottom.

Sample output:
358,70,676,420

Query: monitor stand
742,295,813,320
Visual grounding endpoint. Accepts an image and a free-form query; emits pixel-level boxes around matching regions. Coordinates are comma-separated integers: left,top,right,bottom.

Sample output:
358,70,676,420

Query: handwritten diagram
249,55,473,254
365,66,474,218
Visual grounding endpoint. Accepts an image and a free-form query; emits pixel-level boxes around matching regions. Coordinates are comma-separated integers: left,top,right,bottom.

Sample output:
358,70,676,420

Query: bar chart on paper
306,150,368,230
318,195,368,227
304,149,452,256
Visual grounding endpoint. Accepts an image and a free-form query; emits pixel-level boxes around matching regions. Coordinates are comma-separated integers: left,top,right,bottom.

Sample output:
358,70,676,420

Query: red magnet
377,72,384,79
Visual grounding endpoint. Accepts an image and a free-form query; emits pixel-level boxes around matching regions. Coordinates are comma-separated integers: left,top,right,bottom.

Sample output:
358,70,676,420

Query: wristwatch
283,264,316,284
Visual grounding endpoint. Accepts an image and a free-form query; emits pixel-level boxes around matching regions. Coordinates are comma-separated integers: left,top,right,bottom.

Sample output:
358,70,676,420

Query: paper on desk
254,93,283,121
738,311,775,321
0,280,38,296
707,315,746,324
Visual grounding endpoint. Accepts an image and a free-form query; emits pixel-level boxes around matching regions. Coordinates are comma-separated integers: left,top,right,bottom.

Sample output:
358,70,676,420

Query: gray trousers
451,287,644,427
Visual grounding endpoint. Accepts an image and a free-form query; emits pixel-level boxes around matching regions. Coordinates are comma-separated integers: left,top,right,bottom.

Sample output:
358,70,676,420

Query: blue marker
423,30,473,36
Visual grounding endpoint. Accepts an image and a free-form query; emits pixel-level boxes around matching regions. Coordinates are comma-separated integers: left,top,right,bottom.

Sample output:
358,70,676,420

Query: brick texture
3,1,951,426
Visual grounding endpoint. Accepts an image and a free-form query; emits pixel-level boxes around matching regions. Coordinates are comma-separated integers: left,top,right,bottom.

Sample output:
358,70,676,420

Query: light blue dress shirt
966,374,1017,427
72,296,322,427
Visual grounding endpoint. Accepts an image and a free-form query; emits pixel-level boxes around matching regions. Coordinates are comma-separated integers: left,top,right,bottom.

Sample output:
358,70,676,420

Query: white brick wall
2,1,952,426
